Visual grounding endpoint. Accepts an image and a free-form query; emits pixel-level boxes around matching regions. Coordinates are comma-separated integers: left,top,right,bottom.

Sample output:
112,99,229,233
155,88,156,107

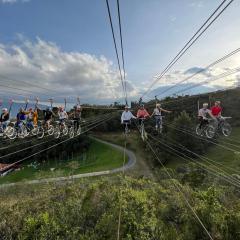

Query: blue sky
0,0,239,104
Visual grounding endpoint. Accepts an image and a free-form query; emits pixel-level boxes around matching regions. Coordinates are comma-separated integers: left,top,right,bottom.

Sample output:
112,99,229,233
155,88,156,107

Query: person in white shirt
198,103,215,129
151,103,172,132
121,106,136,130
58,106,68,128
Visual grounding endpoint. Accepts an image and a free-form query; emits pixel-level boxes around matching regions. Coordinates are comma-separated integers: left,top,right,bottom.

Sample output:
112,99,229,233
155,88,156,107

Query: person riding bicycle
151,103,172,132
26,108,37,130
211,101,222,117
69,105,82,131
16,107,27,133
211,101,223,126
58,106,68,129
137,104,150,124
198,103,215,129
0,108,10,131
43,107,54,129
121,105,136,130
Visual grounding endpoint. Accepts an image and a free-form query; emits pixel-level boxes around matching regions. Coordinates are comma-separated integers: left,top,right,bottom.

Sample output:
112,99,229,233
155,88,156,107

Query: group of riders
0,102,82,139
121,103,172,133
121,100,228,135
0,98,229,139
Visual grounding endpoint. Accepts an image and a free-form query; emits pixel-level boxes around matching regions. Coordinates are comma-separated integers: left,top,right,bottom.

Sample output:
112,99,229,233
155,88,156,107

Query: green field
0,139,124,184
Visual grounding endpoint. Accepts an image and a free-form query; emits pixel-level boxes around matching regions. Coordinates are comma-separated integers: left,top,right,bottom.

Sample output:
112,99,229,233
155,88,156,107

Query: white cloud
1,0,30,3
159,66,239,88
0,37,137,104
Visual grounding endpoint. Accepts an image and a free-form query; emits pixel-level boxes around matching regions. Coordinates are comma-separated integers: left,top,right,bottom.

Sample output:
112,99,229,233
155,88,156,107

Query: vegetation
1,174,240,239
0,88,240,239
0,139,124,184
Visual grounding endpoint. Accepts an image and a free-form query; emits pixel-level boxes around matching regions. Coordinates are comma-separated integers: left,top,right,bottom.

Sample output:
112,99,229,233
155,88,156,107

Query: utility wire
105,0,127,104
173,66,240,95
0,114,115,172
156,48,240,97
134,121,214,240
117,0,128,105
141,0,235,99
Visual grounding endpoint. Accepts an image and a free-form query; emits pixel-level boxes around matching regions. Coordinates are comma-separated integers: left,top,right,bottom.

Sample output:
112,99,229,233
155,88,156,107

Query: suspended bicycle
139,118,147,141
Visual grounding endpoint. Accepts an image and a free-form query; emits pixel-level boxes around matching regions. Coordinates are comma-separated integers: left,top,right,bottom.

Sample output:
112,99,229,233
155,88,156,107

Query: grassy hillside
0,176,240,240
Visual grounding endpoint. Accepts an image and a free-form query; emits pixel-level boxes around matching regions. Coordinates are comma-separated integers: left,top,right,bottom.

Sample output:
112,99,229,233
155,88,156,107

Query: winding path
0,138,136,188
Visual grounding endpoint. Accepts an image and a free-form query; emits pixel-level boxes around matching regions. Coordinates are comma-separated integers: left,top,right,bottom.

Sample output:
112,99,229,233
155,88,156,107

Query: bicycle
53,120,68,139
139,118,147,141
0,121,15,139
122,120,130,135
35,121,45,139
216,116,232,137
196,118,216,139
42,120,55,136
154,115,163,134
68,120,75,138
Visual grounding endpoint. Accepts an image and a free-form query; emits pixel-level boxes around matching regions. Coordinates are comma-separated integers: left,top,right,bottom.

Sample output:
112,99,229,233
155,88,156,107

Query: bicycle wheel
62,126,68,136
53,126,61,139
37,127,44,139
69,127,74,138
6,127,16,140
125,124,129,134
31,126,39,136
76,126,81,136
141,126,145,141
47,125,54,136
205,125,216,139
195,124,204,136
222,122,232,137
5,126,14,137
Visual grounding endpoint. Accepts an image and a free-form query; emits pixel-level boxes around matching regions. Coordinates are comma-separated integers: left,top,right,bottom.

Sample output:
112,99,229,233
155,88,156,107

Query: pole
24,98,29,110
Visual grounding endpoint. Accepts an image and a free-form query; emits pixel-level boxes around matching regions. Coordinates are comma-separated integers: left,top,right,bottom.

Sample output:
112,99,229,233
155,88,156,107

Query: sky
0,0,240,105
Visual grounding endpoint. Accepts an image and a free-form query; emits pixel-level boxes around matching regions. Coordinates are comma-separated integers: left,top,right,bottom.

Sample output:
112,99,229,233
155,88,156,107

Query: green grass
0,139,124,184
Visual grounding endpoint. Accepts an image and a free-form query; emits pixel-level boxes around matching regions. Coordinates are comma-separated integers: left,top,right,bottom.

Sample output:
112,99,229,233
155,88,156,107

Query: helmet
203,103,208,108
215,101,221,104
59,106,64,111
124,105,129,109
156,103,161,107
2,108,7,112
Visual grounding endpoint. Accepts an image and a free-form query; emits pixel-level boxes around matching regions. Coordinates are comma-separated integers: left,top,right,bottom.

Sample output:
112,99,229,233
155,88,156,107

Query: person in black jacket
0,108,10,131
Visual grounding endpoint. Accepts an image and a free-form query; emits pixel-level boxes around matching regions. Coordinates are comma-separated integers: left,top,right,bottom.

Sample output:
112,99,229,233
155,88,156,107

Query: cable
148,133,240,189
0,114,115,172
105,0,127,104
156,48,240,97
0,112,116,158
117,0,128,105
134,121,214,240
141,0,235,99
173,66,240,95
164,122,239,153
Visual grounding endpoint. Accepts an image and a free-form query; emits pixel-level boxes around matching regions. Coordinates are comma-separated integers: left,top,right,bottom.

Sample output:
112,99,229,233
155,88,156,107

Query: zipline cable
117,0,128,105
156,47,240,97
0,114,115,172
148,133,240,189
141,0,235,99
0,112,116,159
105,0,127,104
134,121,214,240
